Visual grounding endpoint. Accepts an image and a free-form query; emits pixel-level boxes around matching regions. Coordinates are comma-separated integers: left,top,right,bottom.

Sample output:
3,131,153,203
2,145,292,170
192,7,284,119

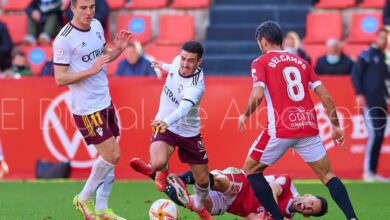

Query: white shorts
208,190,228,216
248,131,326,165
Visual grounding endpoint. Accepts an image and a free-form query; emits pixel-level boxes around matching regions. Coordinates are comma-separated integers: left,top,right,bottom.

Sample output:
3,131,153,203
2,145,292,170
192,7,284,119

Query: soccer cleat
155,170,169,192
95,208,127,220
73,195,97,220
129,158,154,177
188,196,213,220
0,160,9,179
167,174,190,207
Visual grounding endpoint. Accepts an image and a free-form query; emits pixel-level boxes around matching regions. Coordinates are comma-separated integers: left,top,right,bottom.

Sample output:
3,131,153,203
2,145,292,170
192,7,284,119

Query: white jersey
156,55,205,137
53,19,110,115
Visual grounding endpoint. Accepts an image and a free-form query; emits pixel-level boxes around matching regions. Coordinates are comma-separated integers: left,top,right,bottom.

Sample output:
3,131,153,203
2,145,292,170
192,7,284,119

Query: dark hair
11,50,26,60
181,40,204,58
377,27,389,35
313,196,328,217
255,21,283,46
71,0,77,5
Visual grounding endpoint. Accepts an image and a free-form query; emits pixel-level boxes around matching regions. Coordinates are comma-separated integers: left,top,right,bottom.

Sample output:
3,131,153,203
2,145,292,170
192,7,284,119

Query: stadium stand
0,14,27,44
155,14,195,45
144,45,180,64
116,14,152,45
343,43,370,60
169,0,211,9
314,0,356,9
20,46,52,75
126,0,167,9
202,0,312,75
347,12,383,43
106,0,125,10
1,0,30,11
107,53,125,76
303,12,343,44
303,44,327,67
359,0,386,9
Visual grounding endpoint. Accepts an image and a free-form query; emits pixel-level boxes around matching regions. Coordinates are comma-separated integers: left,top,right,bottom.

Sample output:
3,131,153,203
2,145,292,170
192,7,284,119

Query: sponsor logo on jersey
163,85,179,105
82,48,104,62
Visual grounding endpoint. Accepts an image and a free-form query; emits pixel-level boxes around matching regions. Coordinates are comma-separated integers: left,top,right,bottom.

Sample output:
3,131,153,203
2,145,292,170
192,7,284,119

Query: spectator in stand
316,39,354,75
115,41,157,76
40,50,54,76
24,0,63,45
283,31,311,64
7,50,33,77
0,22,13,72
65,0,109,31
384,0,390,27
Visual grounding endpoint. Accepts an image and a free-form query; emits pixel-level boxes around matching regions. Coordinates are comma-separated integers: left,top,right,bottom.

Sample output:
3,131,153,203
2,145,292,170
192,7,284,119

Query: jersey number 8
282,66,304,102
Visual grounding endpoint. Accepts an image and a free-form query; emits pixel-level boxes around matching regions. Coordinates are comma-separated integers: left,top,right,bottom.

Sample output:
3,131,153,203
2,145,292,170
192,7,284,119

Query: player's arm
151,60,171,72
103,30,132,62
314,84,345,149
351,56,367,109
54,55,110,86
238,86,264,131
151,99,193,132
269,182,282,203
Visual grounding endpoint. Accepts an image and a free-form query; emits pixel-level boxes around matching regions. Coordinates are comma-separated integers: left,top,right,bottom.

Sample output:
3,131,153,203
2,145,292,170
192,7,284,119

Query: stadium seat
144,45,180,63
343,44,369,61
2,0,30,11
0,14,27,44
314,0,355,8
303,44,327,67
106,0,125,10
359,0,385,8
156,15,195,45
303,13,343,44
116,15,152,44
126,0,167,9
107,53,125,76
20,46,52,75
169,0,211,9
347,13,383,44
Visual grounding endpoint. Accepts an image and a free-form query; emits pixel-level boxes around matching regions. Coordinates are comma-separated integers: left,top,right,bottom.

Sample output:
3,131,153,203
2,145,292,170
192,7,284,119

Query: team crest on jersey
96,31,102,40
178,84,183,94
169,72,173,78
82,42,87,47
96,127,103,137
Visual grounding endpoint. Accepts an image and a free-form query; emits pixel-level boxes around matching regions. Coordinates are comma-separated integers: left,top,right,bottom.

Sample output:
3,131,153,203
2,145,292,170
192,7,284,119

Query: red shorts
73,103,120,145
151,129,208,164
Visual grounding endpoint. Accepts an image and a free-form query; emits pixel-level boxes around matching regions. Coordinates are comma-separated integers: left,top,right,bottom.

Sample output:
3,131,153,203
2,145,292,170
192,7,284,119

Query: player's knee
196,175,210,188
150,160,166,171
319,171,335,185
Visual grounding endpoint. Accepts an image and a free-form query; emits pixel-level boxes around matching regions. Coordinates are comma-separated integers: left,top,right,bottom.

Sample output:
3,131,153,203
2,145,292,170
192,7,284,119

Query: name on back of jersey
268,53,307,70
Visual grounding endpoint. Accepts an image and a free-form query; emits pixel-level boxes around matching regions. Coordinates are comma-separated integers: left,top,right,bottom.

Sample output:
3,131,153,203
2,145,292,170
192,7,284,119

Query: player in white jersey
150,41,212,220
53,0,131,219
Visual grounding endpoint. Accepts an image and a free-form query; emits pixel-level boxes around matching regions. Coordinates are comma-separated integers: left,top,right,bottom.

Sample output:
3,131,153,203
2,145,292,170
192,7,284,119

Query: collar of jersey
70,22,91,32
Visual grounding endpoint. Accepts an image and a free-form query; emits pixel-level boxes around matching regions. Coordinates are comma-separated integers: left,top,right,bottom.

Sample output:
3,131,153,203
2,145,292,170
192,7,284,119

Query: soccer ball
149,199,179,220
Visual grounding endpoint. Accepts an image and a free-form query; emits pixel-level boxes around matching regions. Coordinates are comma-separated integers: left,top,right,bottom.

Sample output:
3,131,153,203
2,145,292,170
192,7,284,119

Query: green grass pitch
0,180,389,219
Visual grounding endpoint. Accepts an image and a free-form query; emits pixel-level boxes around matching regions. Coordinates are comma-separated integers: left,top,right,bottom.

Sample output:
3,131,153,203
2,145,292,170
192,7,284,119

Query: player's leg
150,140,175,192
243,132,290,220
296,136,357,220
189,163,210,209
0,139,9,178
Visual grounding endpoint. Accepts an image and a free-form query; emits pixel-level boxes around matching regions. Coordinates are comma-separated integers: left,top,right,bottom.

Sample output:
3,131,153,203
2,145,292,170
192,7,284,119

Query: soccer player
238,21,358,220
0,138,9,179
53,0,131,219
149,41,212,220
130,158,328,220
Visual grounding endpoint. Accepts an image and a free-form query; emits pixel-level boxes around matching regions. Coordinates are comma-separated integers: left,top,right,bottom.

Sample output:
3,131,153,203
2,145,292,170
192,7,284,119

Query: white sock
95,168,115,211
194,183,209,210
79,156,115,201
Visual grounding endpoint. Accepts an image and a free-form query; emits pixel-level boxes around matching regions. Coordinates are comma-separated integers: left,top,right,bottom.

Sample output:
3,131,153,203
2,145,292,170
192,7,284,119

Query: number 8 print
283,66,305,101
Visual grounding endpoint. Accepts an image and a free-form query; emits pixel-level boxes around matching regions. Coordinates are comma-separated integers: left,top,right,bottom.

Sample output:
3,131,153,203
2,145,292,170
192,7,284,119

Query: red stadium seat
126,0,167,9
314,0,355,8
169,0,211,9
303,13,343,44
116,15,152,44
303,44,327,67
0,14,27,44
359,0,385,8
106,0,125,10
156,15,195,45
2,0,30,11
144,45,180,63
343,44,369,61
20,46,52,75
107,53,125,76
347,13,383,44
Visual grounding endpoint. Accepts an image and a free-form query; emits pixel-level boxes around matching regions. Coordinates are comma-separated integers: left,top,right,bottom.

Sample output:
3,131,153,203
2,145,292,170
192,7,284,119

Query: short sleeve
183,85,204,106
251,60,266,88
53,37,71,66
308,66,322,90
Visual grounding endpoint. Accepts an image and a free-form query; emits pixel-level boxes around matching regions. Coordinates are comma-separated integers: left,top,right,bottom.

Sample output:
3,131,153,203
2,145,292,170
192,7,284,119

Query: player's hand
332,126,346,150
151,60,165,70
355,95,366,111
151,120,168,133
238,114,248,132
90,55,110,75
114,30,132,51
32,10,41,22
